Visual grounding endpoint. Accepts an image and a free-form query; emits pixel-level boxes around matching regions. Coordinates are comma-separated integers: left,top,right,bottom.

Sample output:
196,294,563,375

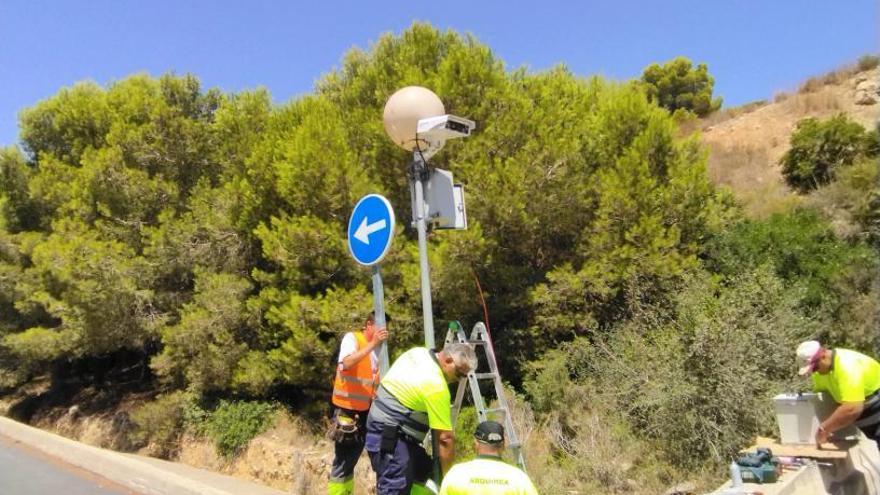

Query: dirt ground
700,66,879,216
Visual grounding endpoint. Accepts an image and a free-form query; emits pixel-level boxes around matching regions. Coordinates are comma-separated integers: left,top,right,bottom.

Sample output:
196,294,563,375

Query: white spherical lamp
383,86,445,151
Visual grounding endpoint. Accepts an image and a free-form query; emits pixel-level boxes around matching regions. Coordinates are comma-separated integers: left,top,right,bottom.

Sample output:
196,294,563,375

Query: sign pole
411,151,435,350
371,265,390,375
347,194,396,375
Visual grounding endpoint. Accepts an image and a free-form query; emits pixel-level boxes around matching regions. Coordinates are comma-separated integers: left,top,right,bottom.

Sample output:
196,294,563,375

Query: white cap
796,340,822,376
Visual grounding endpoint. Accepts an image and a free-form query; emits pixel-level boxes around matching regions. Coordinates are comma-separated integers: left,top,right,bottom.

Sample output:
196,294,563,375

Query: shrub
702,208,879,343
809,157,880,247
181,395,211,436
130,391,188,457
539,396,681,494
858,54,880,71
529,267,816,469
452,406,479,461
780,115,877,193
205,400,277,458
524,349,696,494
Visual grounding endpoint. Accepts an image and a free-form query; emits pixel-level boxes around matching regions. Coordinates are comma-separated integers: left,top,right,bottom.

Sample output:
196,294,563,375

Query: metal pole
411,151,435,350
371,265,390,375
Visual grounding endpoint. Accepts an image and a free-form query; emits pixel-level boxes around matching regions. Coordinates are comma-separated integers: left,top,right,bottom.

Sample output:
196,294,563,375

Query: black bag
380,423,399,453
328,410,362,445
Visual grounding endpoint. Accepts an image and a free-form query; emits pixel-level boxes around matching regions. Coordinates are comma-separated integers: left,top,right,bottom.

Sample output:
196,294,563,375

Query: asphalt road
0,433,140,495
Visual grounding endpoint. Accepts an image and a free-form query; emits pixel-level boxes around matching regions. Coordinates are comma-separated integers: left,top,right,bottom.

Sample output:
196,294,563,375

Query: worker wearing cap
365,343,478,495
439,420,538,495
796,340,880,448
328,312,388,495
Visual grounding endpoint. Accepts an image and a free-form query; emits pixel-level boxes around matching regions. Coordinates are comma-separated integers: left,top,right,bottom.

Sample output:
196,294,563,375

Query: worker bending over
365,343,477,495
796,340,880,448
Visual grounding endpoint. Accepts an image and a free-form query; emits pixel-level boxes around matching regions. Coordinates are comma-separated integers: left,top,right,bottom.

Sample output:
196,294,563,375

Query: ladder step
447,324,525,471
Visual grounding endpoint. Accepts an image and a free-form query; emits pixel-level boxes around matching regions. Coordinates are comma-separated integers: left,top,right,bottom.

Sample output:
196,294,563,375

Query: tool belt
328,410,363,445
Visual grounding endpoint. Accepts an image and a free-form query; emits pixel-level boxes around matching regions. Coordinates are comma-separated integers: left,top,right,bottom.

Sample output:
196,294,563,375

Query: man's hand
435,429,455,475
815,424,830,446
815,401,863,447
369,327,388,348
341,327,388,370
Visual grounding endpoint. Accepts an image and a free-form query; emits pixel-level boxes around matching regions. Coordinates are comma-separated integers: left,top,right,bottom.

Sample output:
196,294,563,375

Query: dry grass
700,100,768,129
177,410,345,495
703,141,804,217
699,65,879,215
27,389,149,452
797,61,871,94
793,90,843,113
494,384,716,495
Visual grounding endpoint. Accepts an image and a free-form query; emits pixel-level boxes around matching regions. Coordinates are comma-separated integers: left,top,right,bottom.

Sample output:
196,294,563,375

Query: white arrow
354,217,387,244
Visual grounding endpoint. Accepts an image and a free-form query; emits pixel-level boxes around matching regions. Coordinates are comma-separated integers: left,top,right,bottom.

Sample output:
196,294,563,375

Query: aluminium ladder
445,321,526,470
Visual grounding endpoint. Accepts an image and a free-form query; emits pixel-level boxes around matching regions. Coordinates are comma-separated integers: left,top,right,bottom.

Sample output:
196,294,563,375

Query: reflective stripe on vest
332,331,379,411
332,390,374,403
338,375,376,387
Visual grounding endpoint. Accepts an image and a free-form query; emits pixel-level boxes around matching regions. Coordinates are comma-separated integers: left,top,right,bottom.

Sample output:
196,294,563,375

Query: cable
471,266,500,369
471,266,491,336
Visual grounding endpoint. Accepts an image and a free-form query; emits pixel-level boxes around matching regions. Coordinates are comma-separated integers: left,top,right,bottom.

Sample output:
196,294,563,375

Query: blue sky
1,1,876,147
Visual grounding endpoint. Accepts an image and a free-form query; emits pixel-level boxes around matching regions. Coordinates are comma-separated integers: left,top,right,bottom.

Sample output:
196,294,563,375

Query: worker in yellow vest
796,340,880,448
365,343,477,495
439,421,538,495
328,312,388,495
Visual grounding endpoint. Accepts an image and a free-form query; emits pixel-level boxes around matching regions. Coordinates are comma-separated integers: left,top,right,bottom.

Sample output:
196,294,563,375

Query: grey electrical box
412,168,467,230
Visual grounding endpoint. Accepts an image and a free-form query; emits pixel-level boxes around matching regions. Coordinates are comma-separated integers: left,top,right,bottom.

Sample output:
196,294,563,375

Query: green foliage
8,222,158,361
130,391,188,457
131,393,277,459
809,157,880,248
452,406,479,461
19,82,112,165
151,271,255,394
203,400,276,458
703,209,879,349
247,287,373,393
1,23,875,483
0,148,41,232
780,114,878,193
640,57,722,116
528,266,816,468
254,214,360,294
0,24,737,396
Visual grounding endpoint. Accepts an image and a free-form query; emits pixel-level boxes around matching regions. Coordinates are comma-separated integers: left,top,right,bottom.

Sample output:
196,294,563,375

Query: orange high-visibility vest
332,331,379,411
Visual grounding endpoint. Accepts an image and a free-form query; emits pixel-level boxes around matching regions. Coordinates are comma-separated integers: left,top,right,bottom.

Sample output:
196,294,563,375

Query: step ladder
445,321,525,470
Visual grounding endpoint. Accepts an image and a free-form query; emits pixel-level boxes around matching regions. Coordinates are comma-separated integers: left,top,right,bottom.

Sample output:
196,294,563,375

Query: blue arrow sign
348,194,396,266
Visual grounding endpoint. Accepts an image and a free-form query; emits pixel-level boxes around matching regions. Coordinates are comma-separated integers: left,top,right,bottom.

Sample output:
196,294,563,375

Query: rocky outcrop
854,75,879,105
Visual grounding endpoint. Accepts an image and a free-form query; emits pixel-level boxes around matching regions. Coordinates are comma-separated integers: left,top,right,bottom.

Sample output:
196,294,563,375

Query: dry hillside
700,66,879,216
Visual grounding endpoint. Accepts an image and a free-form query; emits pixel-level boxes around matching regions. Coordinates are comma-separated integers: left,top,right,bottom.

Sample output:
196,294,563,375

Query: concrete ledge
0,416,287,495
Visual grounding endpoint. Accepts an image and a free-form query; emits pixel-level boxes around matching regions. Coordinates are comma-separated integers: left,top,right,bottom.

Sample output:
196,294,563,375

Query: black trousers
329,408,369,483
855,390,880,449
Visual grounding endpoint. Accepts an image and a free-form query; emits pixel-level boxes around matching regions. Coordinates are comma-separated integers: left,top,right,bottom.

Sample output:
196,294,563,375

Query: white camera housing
415,114,476,159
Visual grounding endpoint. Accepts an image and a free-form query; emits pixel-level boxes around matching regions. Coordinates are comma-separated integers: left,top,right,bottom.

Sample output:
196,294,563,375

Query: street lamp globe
383,86,445,151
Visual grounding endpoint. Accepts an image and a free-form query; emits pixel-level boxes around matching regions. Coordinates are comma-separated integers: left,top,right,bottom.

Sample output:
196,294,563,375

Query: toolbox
736,447,781,484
